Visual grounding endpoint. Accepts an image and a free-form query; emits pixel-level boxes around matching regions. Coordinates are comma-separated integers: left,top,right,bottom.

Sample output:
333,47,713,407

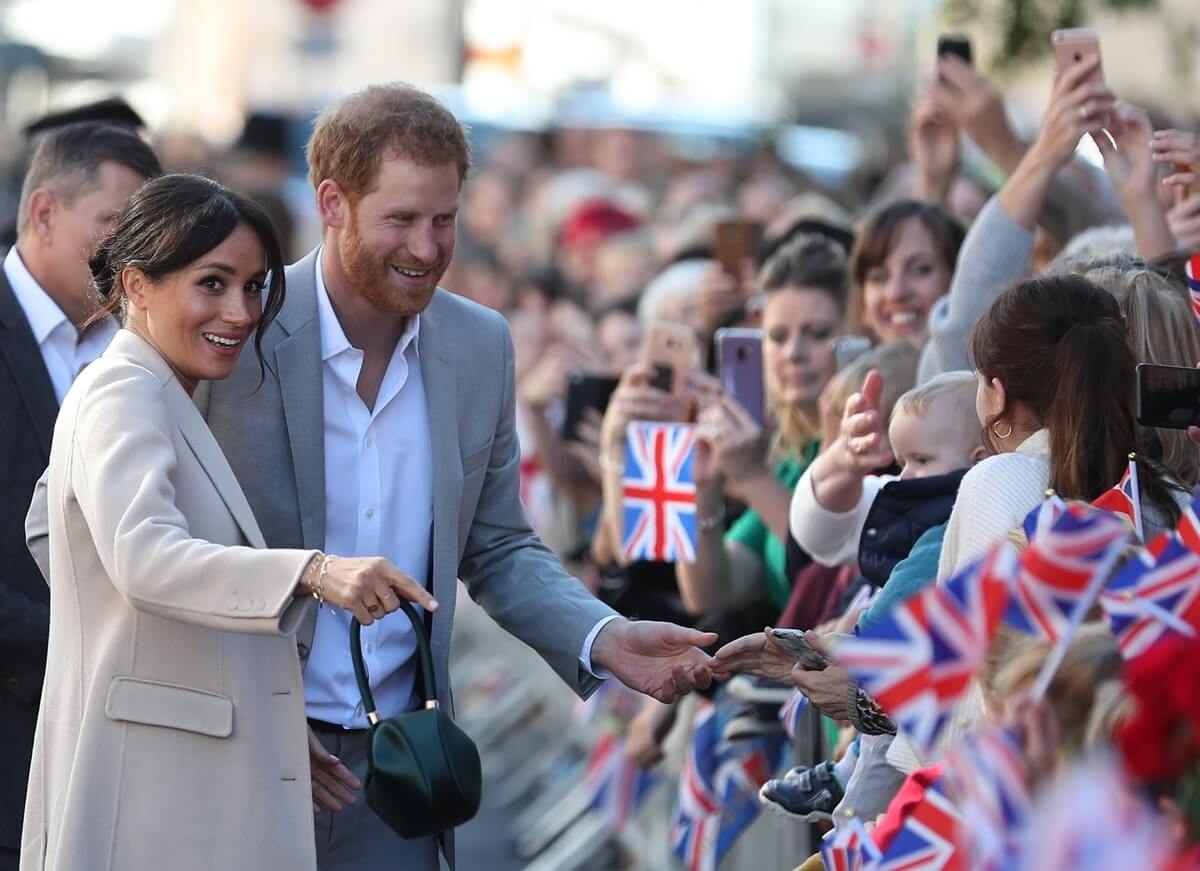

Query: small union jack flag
1185,252,1200,326
926,544,1015,708
833,591,939,752
821,812,883,871
583,733,659,832
778,690,808,739
622,422,698,563
1099,535,1200,659
1092,456,1142,540
670,699,784,871
1023,493,1066,544
1178,491,1200,557
877,775,965,871
948,728,1032,870
1003,505,1128,642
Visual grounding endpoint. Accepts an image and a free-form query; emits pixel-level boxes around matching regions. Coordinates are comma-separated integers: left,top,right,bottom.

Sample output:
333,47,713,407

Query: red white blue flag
583,732,659,832
1177,491,1200,557
622,422,698,563
1092,457,1142,540
833,544,1015,753
877,775,965,871
778,689,808,739
1185,253,1200,325
1003,505,1128,642
948,727,1032,870
821,813,883,871
1099,534,1200,659
670,699,783,871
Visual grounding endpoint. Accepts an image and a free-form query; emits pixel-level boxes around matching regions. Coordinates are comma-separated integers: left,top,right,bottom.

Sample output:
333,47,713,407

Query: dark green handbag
350,602,482,839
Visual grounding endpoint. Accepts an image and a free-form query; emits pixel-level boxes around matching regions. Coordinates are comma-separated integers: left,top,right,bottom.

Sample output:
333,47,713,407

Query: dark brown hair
758,232,848,306
306,83,471,199
970,275,1150,503
86,173,286,386
847,199,964,338
18,122,161,235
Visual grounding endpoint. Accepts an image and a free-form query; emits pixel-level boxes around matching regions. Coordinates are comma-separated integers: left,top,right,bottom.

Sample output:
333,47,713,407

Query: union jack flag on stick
1092,454,1142,540
821,811,883,871
877,775,965,871
1177,491,1200,557
622,422,698,563
1099,535,1200,659
583,733,659,832
947,727,1032,870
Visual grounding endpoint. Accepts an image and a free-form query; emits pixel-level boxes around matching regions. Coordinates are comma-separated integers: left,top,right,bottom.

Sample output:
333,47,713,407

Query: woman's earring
991,420,1013,440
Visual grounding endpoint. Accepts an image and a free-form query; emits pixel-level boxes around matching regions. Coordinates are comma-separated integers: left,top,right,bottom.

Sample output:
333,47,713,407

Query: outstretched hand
711,628,797,684
590,618,718,704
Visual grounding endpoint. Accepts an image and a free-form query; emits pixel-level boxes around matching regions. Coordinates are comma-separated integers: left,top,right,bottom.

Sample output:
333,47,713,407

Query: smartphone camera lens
1073,52,1082,61
735,347,747,362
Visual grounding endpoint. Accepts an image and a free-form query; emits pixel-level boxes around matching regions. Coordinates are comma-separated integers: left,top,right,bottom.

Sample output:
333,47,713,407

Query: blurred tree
943,0,1158,70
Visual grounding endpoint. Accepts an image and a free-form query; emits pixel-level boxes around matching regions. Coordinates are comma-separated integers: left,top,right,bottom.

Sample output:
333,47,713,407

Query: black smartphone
937,34,973,66
1136,363,1200,430
561,373,620,442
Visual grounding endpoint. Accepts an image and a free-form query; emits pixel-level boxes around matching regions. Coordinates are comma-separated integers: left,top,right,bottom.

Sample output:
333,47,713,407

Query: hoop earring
991,421,1013,440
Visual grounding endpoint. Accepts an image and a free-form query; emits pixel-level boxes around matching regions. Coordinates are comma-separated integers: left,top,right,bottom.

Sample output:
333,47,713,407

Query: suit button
297,642,309,658
865,528,877,539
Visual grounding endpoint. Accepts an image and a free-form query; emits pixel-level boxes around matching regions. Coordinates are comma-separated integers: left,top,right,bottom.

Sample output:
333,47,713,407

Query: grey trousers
832,732,907,827
311,725,441,871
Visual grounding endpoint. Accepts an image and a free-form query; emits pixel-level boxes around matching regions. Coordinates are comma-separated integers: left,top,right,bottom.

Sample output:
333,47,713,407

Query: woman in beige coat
21,174,437,871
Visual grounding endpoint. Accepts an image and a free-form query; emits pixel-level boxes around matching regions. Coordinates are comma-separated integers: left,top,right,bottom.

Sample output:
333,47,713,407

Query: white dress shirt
5,247,116,403
303,250,615,728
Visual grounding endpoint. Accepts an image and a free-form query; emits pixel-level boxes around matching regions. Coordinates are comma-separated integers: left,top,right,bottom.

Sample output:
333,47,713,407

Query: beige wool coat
20,330,320,871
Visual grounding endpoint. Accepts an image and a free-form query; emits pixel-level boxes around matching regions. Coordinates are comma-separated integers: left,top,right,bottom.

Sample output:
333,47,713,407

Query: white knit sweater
935,429,1051,581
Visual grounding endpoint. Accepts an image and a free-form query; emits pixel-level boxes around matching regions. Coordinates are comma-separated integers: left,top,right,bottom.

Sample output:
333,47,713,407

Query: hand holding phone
640,322,698,399
769,628,831,672
1137,363,1200,430
714,220,763,279
1051,27,1104,86
936,34,972,66
715,327,765,427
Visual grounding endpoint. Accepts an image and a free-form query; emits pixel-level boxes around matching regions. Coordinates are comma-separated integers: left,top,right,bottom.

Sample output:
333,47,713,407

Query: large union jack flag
877,775,965,871
622,422,698,563
821,812,884,871
1003,505,1128,642
1185,252,1200,326
1092,457,1142,540
1099,534,1200,659
583,732,659,832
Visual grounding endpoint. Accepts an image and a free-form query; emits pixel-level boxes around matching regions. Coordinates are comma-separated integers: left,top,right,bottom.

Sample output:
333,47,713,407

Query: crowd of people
5,30,1200,871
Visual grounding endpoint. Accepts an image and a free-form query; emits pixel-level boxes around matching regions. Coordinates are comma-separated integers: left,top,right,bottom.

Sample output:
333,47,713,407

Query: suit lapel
418,292,461,691
0,268,58,458
276,251,327,551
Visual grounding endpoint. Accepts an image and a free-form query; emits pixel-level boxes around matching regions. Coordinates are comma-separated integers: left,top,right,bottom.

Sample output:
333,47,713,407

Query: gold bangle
304,554,323,599
315,555,333,609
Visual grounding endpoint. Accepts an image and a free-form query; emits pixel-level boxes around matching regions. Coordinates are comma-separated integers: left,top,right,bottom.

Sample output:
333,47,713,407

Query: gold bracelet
304,554,323,599
314,555,334,609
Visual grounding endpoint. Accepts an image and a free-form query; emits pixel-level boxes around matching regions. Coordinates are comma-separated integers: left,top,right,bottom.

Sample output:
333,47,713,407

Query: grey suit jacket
194,248,616,709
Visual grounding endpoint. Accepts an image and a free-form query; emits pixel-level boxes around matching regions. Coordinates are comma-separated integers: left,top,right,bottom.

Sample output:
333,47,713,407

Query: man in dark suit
0,123,160,871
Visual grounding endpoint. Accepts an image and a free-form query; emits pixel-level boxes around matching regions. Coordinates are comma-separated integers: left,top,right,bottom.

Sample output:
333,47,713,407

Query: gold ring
1079,103,1089,120
368,604,382,616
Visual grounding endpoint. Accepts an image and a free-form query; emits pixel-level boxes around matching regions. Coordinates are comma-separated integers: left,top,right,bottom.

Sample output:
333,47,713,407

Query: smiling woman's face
859,217,951,346
125,222,267,394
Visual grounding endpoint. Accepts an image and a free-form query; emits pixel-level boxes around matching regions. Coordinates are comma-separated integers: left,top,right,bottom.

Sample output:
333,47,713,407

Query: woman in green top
679,234,848,614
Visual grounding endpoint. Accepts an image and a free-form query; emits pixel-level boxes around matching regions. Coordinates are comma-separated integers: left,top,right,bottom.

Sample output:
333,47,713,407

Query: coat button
865,528,877,539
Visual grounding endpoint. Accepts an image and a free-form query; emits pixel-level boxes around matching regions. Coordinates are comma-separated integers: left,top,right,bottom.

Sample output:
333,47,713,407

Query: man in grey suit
198,84,715,869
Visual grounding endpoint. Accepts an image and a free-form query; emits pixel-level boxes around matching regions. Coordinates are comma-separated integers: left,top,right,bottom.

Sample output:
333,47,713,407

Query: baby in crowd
762,372,985,823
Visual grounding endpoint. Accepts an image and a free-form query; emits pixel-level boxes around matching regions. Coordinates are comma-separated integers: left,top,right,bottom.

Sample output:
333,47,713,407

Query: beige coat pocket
104,676,234,738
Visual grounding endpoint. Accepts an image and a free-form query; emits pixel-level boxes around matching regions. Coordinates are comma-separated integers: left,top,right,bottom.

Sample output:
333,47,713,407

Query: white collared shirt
5,247,116,403
303,249,615,728
303,249,432,727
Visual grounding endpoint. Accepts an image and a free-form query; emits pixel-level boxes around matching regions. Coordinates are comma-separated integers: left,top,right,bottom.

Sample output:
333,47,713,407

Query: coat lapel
0,267,58,458
109,330,269,549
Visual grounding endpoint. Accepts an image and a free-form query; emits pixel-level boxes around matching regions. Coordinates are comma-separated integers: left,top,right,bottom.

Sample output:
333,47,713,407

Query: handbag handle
350,600,438,725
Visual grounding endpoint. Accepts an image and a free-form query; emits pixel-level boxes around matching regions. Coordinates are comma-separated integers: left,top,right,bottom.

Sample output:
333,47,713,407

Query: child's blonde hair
891,370,982,452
